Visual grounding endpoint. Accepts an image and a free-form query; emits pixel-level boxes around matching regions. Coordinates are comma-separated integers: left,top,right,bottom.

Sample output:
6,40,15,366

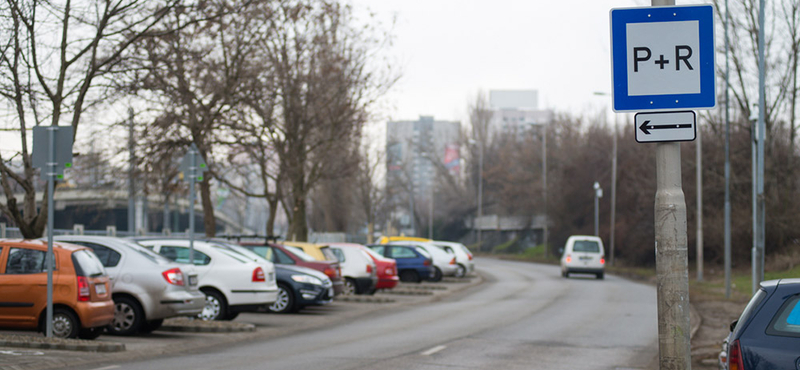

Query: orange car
0,239,114,339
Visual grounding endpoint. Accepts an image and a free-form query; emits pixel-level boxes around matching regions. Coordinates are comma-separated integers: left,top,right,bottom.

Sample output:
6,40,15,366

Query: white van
560,235,605,279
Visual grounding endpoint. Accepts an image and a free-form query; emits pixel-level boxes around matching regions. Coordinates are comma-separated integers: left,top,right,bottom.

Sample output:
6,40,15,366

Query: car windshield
362,247,383,260
72,249,106,277
120,240,172,264
573,241,600,253
210,241,268,263
284,245,317,262
331,248,345,262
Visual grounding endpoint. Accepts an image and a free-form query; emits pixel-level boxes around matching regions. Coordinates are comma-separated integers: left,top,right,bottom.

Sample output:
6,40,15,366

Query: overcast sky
352,0,710,127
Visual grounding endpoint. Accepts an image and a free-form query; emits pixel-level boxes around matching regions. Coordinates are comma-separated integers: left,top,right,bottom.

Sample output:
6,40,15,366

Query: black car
270,264,333,313
725,278,800,370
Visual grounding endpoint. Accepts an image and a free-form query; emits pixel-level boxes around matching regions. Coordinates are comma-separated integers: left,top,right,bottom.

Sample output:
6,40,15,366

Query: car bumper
296,283,334,307
376,275,399,290
331,280,345,296
227,288,279,306
153,290,206,319
76,300,115,329
564,266,604,274
353,277,376,293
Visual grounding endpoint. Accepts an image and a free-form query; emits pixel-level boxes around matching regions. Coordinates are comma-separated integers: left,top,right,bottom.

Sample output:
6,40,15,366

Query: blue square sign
610,5,715,112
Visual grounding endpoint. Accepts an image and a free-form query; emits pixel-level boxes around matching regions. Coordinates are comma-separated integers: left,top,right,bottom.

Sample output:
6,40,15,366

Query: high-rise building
386,116,460,234
489,90,553,134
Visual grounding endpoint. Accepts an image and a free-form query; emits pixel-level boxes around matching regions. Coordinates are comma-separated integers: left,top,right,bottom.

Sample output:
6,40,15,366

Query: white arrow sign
635,111,696,143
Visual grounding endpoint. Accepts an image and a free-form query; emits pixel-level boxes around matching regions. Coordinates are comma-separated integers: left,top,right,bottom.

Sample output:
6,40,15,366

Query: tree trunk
199,176,216,237
288,193,308,242
266,197,279,237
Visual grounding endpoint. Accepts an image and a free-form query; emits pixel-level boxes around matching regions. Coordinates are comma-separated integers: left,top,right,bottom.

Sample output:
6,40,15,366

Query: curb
334,296,396,303
159,318,256,333
0,335,125,353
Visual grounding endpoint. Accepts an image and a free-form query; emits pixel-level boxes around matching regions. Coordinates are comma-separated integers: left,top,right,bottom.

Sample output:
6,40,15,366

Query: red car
359,244,399,292
240,242,344,296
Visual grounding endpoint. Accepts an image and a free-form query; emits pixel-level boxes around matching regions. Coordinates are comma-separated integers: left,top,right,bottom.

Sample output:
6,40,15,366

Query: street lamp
527,121,548,257
593,181,603,237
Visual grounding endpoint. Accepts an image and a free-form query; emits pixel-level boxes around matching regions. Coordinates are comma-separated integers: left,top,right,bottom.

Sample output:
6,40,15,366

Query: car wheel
269,284,297,314
139,319,164,334
78,327,104,340
430,267,443,282
399,270,419,283
596,272,604,280
343,278,357,295
109,296,144,335
199,289,227,321
51,308,79,339
455,264,467,278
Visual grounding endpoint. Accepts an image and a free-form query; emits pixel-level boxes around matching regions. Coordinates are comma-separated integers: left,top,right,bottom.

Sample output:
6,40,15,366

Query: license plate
579,256,592,261
95,283,106,295
189,276,198,286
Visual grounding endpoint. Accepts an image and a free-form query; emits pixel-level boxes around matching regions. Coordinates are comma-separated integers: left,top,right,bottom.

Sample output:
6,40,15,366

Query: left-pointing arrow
639,120,692,135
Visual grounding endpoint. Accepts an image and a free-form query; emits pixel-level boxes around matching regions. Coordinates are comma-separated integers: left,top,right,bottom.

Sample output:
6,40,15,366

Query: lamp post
593,182,603,236
469,138,484,251
527,121,548,257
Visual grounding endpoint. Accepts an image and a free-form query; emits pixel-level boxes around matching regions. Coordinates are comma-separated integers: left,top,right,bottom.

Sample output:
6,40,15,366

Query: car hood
276,264,329,280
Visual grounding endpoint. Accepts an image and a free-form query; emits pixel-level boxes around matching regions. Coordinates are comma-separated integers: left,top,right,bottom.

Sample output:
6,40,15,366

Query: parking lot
0,276,482,370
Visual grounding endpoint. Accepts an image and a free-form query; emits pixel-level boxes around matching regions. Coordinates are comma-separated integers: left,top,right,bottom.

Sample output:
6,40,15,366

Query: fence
0,223,206,239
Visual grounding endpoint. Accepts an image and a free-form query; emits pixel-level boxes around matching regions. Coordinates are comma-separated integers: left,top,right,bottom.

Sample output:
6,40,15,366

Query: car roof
2,239,85,252
377,236,432,244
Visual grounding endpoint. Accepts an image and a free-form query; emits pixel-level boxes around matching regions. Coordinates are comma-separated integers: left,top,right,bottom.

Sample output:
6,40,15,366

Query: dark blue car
726,278,800,370
271,264,333,313
368,244,434,283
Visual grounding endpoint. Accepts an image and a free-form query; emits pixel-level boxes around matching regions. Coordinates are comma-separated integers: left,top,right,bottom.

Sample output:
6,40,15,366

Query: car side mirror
730,319,738,332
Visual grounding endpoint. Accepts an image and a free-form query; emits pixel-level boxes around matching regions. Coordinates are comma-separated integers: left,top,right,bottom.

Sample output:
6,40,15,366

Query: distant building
489,90,553,135
386,116,460,234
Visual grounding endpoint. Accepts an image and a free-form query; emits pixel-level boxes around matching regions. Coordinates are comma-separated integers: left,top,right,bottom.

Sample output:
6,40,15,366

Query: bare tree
0,0,179,238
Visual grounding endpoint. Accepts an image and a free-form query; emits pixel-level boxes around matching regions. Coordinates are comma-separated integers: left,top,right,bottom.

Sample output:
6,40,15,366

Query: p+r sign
610,5,715,112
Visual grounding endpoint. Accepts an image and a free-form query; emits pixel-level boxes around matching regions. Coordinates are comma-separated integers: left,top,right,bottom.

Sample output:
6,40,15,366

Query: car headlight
291,275,323,285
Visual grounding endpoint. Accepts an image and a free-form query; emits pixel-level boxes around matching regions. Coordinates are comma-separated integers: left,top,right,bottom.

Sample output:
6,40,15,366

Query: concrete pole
652,1,692,369
542,124,548,258
593,182,601,237
45,127,56,338
428,182,434,240
696,124,703,282
724,0,732,299
751,115,758,295
477,140,484,250
755,0,767,292
189,148,196,266
610,114,618,266
128,108,136,234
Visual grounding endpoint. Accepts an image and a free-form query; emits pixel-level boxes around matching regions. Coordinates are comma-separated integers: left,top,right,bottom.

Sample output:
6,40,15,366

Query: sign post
32,125,73,338
181,144,207,265
611,2,715,369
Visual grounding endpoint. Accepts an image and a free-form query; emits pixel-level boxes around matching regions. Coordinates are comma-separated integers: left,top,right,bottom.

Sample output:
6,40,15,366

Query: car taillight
449,257,456,265
77,276,91,302
162,268,185,286
600,258,606,264
566,255,572,263
252,267,266,282
729,339,744,370
366,264,373,273
324,268,336,279
423,259,431,266
468,254,473,260
385,267,394,275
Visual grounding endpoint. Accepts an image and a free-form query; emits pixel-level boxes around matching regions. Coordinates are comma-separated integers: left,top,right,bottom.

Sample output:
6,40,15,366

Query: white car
387,241,457,281
559,235,606,279
135,239,278,320
328,243,377,295
434,241,474,278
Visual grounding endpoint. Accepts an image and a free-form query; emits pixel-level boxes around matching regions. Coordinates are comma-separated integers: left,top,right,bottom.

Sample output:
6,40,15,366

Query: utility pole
696,123,704,282
128,108,136,235
477,139,484,251
724,0,732,299
754,0,767,293
428,183,434,240
653,1,691,369
542,123,548,258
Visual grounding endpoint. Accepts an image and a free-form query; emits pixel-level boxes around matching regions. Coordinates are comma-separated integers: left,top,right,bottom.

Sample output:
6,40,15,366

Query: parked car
386,241,457,281
377,236,432,244
434,241,474,278
133,239,278,321
724,279,800,370
359,246,399,292
0,239,114,339
281,241,338,262
369,244,434,283
239,242,344,296
328,243,377,295
559,235,605,279
54,236,205,335
271,264,334,313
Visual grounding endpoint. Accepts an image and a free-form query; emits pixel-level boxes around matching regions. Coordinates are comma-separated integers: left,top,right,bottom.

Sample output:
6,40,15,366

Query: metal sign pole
45,126,56,338
189,147,196,265
651,1,691,368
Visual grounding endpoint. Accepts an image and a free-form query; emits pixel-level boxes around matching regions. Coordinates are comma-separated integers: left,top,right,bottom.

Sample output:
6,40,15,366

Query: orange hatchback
0,240,114,339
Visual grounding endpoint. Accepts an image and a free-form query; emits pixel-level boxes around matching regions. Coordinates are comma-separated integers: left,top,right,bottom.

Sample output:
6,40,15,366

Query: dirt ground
690,297,748,369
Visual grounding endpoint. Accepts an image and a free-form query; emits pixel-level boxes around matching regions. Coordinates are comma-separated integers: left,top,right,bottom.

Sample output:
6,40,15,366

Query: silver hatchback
54,236,205,335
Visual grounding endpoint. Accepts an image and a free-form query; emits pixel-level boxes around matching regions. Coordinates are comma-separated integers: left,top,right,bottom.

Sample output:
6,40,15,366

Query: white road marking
420,345,447,356
91,366,120,370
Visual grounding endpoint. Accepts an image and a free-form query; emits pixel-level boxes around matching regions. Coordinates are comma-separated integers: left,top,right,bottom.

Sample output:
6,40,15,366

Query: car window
369,245,385,256
285,246,317,262
442,246,455,254
5,247,47,274
391,246,417,258
72,250,106,277
363,247,383,260
159,246,211,265
331,248,346,262
733,289,767,336
415,247,432,259
73,242,121,268
573,240,600,253
211,242,269,263
273,247,296,265
767,294,800,337
320,247,338,261
119,240,170,263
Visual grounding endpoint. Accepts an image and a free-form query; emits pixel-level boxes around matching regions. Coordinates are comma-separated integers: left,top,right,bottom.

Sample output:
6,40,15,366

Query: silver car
54,236,205,335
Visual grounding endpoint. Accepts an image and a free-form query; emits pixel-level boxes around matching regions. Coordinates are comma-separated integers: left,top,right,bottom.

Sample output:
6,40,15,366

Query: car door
0,246,52,327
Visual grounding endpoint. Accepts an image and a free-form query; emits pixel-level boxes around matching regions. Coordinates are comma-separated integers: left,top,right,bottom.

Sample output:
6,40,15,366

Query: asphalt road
75,258,658,370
